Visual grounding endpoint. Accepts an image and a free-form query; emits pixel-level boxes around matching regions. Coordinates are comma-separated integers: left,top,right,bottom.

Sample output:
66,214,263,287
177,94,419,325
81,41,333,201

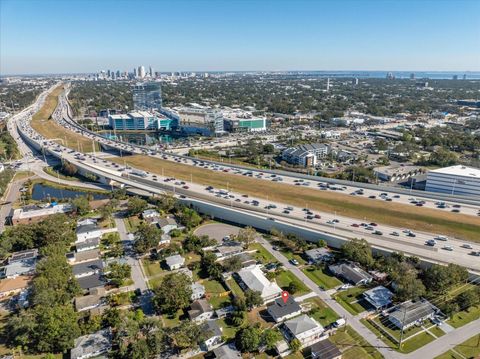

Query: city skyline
1,0,479,75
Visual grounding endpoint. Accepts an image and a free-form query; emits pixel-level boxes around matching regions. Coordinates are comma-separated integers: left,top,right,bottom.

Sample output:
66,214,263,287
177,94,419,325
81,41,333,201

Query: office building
282,143,330,167
138,66,146,78
149,66,153,77
132,82,162,111
109,111,158,130
224,117,267,132
425,165,480,196
178,105,225,136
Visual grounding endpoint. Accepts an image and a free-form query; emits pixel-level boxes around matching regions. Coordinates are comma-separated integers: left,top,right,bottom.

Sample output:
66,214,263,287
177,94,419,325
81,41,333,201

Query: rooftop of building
429,165,480,178
389,300,437,326
284,314,323,336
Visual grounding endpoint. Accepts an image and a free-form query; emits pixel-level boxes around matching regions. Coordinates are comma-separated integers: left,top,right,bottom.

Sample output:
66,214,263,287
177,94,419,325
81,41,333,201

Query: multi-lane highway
8,84,480,274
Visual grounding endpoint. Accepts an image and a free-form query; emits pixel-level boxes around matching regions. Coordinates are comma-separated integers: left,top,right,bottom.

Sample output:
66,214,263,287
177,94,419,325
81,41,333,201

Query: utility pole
398,305,408,349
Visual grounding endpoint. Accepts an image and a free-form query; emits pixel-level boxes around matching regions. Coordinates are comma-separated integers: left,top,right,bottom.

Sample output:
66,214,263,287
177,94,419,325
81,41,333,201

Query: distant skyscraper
138,66,146,78
410,73,415,80
463,74,467,80
386,72,395,80
326,78,331,92
149,66,154,77
107,70,111,77
132,82,162,111
452,75,458,80
133,67,138,77
116,70,121,78
352,78,358,85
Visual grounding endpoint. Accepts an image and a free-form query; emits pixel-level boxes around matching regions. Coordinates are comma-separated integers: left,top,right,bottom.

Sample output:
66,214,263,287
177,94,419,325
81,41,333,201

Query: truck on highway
130,169,148,178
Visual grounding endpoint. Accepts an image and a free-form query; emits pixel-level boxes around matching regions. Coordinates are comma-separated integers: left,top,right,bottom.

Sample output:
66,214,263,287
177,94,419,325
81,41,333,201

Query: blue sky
1,0,479,74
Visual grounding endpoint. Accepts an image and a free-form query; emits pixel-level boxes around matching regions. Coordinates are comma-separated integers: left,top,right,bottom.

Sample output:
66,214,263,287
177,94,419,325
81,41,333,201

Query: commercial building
282,143,330,167
425,165,480,197
132,82,162,110
224,117,267,132
178,105,225,136
374,165,424,182
108,111,157,130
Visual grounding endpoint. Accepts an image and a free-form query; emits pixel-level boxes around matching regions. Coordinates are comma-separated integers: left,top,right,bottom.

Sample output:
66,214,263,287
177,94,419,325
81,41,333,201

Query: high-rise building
138,66,146,78
149,66,154,77
452,75,458,80
410,73,415,80
116,70,121,78
352,78,359,85
462,74,467,80
133,67,138,77
326,78,330,92
132,82,162,111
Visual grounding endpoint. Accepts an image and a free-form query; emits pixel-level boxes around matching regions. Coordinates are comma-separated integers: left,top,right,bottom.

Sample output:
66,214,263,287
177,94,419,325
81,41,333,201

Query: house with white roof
236,265,282,303
165,254,185,270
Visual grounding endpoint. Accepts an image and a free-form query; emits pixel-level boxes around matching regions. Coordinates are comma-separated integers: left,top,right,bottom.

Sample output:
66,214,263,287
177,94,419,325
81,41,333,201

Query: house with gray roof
157,217,179,234
75,237,100,252
308,338,342,359
188,299,214,322
165,254,185,270
200,320,223,351
77,273,105,291
70,328,111,359
305,247,334,264
1,254,37,279
191,282,205,300
328,262,373,286
388,300,438,330
213,343,242,359
283,314,324,347
72,259,104,279
267,296,302,323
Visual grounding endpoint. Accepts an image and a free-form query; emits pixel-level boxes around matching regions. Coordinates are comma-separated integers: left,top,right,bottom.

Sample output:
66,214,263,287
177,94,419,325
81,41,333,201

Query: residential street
0,178,27,233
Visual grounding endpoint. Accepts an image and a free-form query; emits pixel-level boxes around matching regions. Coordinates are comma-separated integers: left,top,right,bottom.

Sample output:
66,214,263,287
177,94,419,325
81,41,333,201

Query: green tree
234,226,257,248
107,262,131,287
178,207,202,229
127,196,148,216
456,288,480,310
235,325,262,352
71,196,91,215
287,281,298,295
289,338,301,352
168,321,206,352
134,222,162,254
223,255,242,272
262,329,281,350
245,289,263,309
201,251,223,279
341,238,374,268
153,273,192,314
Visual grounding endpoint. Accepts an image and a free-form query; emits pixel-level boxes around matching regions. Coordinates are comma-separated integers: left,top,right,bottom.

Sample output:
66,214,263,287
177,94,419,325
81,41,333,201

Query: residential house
72,259,104,279
283,315,324,347
200,320,223,351
213,343,242,359
159,233,171,246
75,291,105,312
165,254,185,270
388,300,438,330
10,203,73,225
76,218,98,227
308,338,342,359
191,282,206,301
267,296,303,323
77,273,106,292
236,265,282,304
305,248,334,264
68,249,100,264
328,262,373,286
7,249,38,264
76,223,104,243
70,328,112,359
0,259,36,279
188,299,214,323
75,237,100,252
215,245,244,259
157,217,179,234
142,209,160,219
363,286,393,310
0,275,32,298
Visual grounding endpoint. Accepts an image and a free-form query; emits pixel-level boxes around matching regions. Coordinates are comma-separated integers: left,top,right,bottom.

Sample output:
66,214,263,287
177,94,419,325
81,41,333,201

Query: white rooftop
237,265,282,300
429,165,480,178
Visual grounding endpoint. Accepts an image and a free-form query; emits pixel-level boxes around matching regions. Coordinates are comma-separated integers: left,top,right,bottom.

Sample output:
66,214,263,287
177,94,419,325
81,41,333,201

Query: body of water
31,183,108,201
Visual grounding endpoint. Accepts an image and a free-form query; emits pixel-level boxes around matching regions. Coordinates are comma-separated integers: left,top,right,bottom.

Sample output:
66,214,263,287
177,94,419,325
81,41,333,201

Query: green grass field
435,334,480,359
305,297,340,327
447,305,480,328
249,243,277,263
275,270,310,296
329,325,384,359
333,286,370,315
226,278,245,298
302,265,343,289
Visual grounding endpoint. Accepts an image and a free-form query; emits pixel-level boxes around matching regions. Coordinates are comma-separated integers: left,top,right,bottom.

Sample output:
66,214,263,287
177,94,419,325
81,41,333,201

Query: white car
461,244,473,249
442,245,454,251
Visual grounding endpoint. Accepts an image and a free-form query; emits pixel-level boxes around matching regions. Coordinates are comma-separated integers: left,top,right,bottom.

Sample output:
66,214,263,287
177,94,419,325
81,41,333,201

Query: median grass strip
302,265,343,289
109,155,480,242
31,86,99,152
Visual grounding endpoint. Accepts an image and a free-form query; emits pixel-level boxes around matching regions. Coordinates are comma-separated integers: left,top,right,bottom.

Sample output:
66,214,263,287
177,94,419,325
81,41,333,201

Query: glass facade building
132,82,162,111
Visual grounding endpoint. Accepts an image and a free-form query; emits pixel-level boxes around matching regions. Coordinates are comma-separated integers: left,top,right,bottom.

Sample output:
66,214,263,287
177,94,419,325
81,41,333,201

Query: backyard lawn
302,265,342,289
216,318,238,339
333,286,370,315
226,278,245,298
203,279,231,309
142,259,164,277
275,270,310,296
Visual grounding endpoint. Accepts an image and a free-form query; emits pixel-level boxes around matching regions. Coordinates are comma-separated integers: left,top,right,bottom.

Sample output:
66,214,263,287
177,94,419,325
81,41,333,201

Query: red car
182,185,189,189
351,223,360,227
370,222,378,227
314,214,321,219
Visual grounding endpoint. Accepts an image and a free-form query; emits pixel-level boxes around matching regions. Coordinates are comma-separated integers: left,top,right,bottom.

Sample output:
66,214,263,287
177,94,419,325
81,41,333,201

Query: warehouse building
425,165,480,197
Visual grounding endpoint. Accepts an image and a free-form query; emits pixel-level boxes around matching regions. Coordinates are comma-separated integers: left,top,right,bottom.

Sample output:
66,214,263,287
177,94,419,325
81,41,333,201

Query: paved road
256,237,400,359
0,179,27,233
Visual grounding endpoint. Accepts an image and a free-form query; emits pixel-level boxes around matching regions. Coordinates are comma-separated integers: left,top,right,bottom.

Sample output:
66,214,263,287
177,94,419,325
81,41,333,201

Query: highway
9,89,480,273
51,85,480,215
